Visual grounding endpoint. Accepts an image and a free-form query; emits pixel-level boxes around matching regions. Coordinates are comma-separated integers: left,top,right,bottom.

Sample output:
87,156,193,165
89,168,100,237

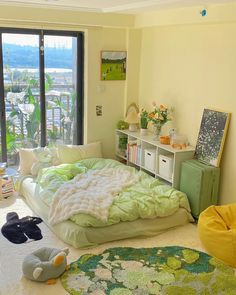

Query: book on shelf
127,140,141,165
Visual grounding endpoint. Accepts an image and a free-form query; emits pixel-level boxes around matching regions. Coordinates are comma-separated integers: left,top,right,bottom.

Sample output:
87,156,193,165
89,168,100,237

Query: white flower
152,101,157,107
66,273,92,291
6,92,25,104
94,268,112,280
120,260,143,270
90,290,106,295
18,103,35,115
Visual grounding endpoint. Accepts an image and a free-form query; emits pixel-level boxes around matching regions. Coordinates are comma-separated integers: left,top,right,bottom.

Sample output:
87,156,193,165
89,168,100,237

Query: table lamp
125,110,139,132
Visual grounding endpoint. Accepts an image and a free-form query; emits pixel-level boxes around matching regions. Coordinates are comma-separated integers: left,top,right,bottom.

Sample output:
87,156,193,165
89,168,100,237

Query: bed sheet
37,158,192,227
19,177,193,248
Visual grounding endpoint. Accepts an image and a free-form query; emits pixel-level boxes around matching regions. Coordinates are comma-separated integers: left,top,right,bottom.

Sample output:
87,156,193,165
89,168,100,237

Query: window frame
0,27,84,162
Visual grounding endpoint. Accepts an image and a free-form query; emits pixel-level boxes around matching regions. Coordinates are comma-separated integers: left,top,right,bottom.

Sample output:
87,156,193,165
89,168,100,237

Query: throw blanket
48,168,139,225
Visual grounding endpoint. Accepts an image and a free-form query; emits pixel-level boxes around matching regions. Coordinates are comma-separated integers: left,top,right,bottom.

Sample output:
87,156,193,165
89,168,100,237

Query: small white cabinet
115,129,195,189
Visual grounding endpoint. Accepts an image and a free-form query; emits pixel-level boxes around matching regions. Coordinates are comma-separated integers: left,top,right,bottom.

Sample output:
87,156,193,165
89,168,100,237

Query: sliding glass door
44,34,78,145
2,33,40,165
0,29,84,165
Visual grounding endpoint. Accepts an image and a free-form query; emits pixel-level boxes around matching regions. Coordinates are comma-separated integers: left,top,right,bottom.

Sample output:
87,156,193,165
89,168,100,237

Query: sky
2,34,73,48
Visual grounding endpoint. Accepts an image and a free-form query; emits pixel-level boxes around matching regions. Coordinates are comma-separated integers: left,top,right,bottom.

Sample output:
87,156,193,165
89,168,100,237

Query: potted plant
116,120,129,130
139,108,149,135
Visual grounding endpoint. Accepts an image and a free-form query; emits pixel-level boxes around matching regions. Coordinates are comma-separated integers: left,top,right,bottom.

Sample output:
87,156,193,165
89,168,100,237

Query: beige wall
0,5,135,28
1,3,236,204
135,2,236,28
86,27,127,158
125,29,142,108
138,22,236,204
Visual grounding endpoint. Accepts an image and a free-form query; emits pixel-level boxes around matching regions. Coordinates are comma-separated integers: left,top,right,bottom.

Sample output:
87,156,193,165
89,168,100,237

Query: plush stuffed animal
1,212,43,244
22,247,69,283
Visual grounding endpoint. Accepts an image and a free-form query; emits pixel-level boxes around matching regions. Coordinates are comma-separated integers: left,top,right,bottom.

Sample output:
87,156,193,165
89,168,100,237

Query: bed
17,144,193,248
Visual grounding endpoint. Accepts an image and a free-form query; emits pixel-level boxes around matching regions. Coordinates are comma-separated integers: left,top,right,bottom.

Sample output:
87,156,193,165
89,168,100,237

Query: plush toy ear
6,212,19,221
62,248,69,256
32,217,43,224
52,252,66,266
33,267,43,279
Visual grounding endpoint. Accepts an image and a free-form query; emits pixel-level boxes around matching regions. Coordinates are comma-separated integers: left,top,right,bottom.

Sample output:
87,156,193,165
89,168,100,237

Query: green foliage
48,127,59,141
4,66,76,160
118,136,128,151
116,120,129,130
45,73,53,92
139,109,149,129
5,70,54,151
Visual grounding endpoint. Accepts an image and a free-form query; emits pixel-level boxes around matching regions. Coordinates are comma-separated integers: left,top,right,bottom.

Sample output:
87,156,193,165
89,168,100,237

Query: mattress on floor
20,177,194,248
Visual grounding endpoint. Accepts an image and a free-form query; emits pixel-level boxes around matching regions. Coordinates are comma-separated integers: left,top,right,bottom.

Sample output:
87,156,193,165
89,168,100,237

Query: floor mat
61,246,236,295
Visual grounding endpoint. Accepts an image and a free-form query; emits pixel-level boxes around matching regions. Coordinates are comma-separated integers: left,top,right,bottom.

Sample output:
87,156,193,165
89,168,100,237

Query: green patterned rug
61,246,236,295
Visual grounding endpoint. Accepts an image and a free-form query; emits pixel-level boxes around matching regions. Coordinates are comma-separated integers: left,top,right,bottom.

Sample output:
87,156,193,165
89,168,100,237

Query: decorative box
144,148,156,172
159,154,174,180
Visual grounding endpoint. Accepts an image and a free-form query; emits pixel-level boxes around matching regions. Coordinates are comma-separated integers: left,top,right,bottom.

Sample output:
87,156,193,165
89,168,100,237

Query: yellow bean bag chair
198,204,236,268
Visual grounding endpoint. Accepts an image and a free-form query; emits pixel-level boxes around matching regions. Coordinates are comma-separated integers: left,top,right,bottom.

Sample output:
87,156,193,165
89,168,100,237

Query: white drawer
159,154,174,179
144,148,156,172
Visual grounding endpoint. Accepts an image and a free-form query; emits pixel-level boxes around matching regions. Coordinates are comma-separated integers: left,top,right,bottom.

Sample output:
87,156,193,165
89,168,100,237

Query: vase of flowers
153,121,162,139
148,103,173,140
139,108,149,135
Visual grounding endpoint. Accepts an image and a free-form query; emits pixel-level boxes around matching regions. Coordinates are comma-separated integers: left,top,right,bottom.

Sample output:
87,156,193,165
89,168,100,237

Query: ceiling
0,0,235,14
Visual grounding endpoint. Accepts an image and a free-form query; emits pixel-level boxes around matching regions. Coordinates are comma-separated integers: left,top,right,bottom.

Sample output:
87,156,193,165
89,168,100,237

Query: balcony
2,76,76,166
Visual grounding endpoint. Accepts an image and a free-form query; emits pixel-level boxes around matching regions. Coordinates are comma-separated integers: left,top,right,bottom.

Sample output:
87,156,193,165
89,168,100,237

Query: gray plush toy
22,247,69,283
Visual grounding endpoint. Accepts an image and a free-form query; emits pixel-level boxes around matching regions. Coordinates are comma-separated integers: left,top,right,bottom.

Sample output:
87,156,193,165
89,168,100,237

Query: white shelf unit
115,129,195,189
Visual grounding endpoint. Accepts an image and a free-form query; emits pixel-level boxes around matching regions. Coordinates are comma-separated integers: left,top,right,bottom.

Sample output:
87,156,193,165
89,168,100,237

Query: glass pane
2,33,40,166
44,35,77,145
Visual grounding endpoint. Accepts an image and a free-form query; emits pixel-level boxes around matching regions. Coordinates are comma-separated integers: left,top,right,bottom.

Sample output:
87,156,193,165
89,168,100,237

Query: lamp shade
125,110,139,124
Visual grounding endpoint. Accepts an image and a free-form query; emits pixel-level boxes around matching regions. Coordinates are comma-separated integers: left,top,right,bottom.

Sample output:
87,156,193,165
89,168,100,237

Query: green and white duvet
37,158,191,228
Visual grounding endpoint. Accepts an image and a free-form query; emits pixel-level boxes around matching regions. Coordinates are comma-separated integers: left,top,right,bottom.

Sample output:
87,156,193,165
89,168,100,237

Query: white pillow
57,142,102,164
19,148,37,175
19,147,60,176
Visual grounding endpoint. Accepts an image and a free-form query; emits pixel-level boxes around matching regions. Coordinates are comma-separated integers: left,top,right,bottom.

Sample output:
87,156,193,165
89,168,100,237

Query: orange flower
148,112,155,118
147,104,173,126
160,104,167,111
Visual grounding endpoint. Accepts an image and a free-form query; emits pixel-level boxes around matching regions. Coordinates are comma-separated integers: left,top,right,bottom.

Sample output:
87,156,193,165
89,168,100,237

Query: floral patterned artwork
60,246,236,295
195,109,230,167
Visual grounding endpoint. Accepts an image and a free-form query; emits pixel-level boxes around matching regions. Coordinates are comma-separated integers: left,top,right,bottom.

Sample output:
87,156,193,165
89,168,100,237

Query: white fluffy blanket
48,168,139,225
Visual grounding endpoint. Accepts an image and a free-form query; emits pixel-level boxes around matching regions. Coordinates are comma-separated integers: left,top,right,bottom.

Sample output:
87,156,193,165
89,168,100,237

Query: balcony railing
2,82,76,165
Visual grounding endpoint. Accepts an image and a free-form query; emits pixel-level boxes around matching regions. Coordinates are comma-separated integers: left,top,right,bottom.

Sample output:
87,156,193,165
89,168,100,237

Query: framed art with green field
101,51,127,81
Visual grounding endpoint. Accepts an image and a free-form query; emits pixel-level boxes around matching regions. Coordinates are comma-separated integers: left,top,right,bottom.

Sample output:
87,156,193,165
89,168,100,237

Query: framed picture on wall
101,51,127,81
195,108,231,167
